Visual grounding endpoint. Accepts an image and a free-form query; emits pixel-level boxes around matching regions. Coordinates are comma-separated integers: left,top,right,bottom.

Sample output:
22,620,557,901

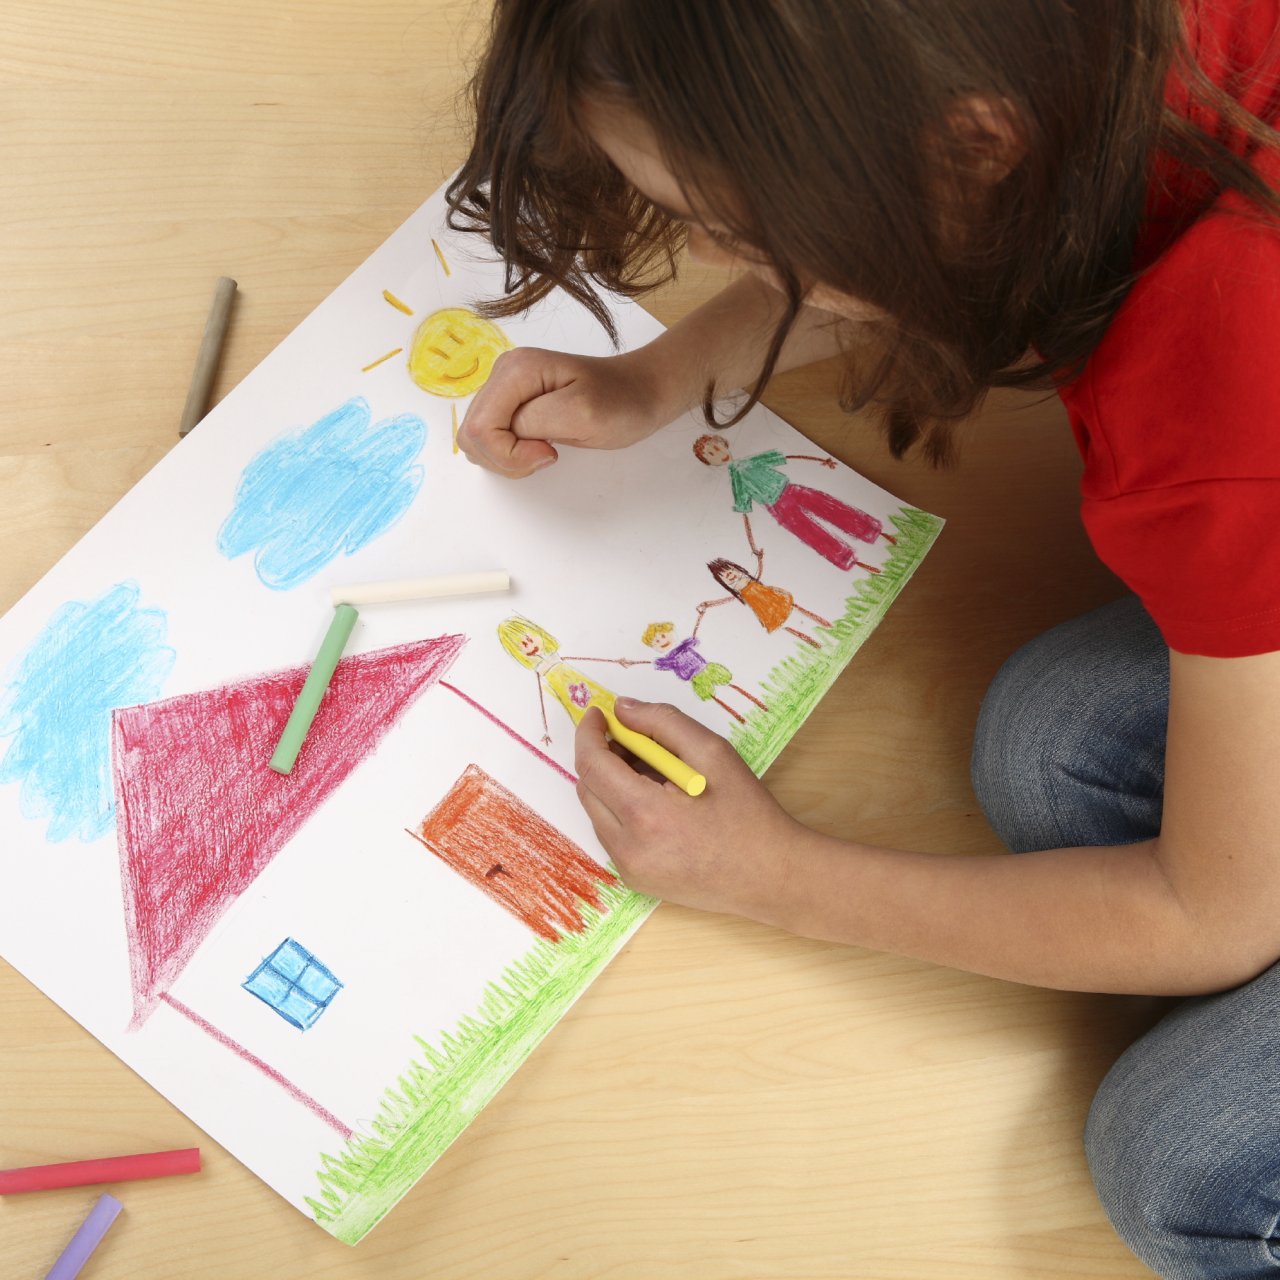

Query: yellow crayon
599,705,707,797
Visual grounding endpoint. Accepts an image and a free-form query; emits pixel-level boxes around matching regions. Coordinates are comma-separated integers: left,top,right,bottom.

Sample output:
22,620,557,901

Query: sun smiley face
407,308,513,398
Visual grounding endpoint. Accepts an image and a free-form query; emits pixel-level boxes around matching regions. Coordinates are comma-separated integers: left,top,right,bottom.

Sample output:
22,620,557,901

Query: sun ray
361,347,403,373
382,290,414,316
452,403,459,454
432,238,453,277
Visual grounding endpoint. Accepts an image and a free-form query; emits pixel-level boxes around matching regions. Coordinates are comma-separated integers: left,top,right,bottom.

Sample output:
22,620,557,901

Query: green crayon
269,604,359,774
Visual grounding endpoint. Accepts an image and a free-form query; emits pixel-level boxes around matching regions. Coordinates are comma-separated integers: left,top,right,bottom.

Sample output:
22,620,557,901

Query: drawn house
109,633,618,1142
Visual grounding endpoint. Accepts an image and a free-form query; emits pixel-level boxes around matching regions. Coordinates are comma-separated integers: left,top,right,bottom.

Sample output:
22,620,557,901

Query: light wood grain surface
1,4,1167,1276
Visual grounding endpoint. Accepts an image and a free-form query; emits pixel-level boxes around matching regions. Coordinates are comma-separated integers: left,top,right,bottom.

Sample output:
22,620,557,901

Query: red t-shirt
1056,0,1280,657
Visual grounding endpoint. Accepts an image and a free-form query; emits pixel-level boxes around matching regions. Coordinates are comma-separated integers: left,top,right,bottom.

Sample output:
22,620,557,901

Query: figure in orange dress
698,558,833,650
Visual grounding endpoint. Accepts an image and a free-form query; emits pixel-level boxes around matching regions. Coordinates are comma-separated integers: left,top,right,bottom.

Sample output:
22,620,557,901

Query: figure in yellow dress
497,615,708,797
497,615,642,745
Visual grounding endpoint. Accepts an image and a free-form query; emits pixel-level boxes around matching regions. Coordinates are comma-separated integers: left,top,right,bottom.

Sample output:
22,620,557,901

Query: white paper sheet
0,181,941,1242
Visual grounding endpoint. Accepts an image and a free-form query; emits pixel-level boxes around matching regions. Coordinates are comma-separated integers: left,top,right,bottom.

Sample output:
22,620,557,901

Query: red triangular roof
111,634,466,1028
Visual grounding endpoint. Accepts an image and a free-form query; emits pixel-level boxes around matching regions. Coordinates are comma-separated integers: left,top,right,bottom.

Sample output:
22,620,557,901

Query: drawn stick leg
793,603,833,629
785,626,822,650
712,696,747,724
729,683,769,711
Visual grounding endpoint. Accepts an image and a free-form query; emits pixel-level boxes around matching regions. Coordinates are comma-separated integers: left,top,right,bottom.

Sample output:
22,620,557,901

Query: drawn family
498,433,896,737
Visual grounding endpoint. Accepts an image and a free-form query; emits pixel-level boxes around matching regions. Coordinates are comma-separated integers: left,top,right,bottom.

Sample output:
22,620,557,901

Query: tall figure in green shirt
692,433,894,572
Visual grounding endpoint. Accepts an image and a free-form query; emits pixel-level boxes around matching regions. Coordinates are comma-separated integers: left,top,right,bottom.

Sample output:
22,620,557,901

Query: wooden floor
0,4,1168,1276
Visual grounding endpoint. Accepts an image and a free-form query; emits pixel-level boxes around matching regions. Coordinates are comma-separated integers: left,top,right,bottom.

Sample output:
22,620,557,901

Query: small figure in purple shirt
640,621,768,724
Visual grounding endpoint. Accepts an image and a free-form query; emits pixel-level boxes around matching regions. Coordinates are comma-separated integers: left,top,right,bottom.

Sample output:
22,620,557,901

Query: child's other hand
574,699,799,923
457,347,681,479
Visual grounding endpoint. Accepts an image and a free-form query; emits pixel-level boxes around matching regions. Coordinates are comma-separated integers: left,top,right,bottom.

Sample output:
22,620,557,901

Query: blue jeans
971,596,1280,1279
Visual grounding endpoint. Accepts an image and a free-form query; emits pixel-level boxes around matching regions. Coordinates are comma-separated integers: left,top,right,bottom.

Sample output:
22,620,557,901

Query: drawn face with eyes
645,626,676,652
693,434,731,467
408,307,513,398
517,631,542,659
718,564,750,591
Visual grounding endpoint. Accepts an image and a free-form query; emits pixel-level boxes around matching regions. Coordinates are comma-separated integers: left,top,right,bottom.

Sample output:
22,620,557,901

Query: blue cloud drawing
217,397,427,590
0,581,176,843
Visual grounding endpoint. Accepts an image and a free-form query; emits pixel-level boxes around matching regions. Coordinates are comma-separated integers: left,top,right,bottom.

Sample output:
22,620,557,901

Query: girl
453,3,1280,1275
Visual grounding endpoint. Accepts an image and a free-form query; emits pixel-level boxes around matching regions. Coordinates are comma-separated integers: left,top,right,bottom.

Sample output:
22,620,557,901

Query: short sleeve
1063,194,1280,658
728,462,754,514
1081,479,1280,656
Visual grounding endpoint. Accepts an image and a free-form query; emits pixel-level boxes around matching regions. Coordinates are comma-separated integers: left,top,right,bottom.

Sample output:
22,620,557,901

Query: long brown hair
448,0,1280,463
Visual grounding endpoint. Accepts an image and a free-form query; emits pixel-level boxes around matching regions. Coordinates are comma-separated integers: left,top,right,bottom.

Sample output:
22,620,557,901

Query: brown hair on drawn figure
707,557,746,600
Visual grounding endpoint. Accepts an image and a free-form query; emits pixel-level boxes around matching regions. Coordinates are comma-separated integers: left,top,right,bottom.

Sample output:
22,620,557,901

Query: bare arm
692,597,734,637
574,649,1280,996
562,654,647,667
457,274,859,478
535,674,551,746
636,273,856,416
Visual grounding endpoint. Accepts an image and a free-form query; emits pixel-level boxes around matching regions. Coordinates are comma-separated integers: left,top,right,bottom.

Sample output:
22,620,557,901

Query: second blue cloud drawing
218,397,427,590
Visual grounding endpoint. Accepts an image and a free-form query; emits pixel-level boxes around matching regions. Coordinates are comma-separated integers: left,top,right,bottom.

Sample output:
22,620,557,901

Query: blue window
243,938,343,1030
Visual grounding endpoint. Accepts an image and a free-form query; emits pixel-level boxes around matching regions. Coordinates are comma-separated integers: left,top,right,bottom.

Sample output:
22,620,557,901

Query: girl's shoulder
1062,188,1280,658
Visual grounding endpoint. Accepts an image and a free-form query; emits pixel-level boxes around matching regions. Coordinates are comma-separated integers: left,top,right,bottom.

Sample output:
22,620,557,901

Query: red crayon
0,1146,200,1194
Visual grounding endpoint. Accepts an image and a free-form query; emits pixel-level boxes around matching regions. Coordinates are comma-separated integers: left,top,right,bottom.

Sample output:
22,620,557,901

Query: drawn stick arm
535,673,551,744
562,654,648,668
793,603,833,628
693,597,733,637
742,515,765,573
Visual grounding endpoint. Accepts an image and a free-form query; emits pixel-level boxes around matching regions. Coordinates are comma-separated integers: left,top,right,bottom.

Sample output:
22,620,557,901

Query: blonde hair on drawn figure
641,622,674,647
497,615,560,668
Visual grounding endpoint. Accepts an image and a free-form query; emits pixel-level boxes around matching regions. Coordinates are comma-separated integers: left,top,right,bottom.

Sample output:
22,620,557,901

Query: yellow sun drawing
362,244,514,452
407,308,513,398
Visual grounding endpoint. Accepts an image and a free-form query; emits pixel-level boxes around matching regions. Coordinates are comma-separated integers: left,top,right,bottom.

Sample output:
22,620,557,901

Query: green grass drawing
308,504,942,1244
731,506,945,775
308,878,655,1243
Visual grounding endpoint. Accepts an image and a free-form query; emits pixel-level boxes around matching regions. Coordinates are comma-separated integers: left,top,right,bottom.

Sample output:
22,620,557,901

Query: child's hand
574,699,800,923
457,346,686,478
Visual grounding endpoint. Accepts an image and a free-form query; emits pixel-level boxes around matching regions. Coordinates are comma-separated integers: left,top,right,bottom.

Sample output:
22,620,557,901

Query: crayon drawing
113,635,465,1027
411,762,620,940
700,557,833,650
407,308,512,397
0,178,942,1244
640,621,768,723
496,615,648,744
365,259,513,401
243,940,345,1032
217,397,426,590
0,582,173,842
693,434,895,573
728,507,941,773
309,877,648,1243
